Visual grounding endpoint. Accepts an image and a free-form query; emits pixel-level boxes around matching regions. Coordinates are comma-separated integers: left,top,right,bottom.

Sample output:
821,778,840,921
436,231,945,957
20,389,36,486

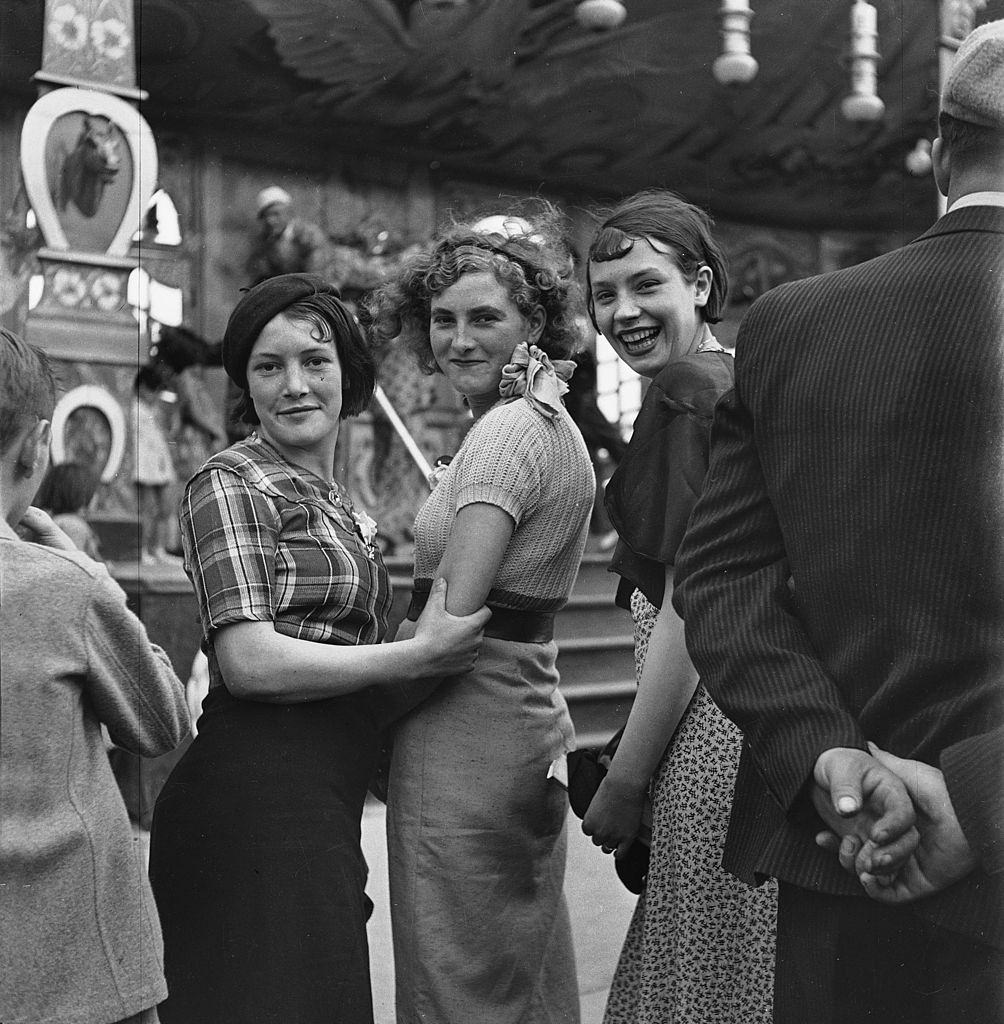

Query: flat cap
222,273,341,389
942,19,1004,129
256,185,293,215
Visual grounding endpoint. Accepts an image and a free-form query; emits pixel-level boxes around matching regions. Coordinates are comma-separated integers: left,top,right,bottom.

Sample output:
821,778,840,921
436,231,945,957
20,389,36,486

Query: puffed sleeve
453,405,547,526
84,568,189,757
180,466,280,635
606,353,734,566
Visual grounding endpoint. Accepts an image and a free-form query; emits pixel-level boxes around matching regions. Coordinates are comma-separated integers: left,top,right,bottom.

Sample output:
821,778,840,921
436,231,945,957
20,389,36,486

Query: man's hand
856,744,977,903
18,507,77,551
812,746,919,882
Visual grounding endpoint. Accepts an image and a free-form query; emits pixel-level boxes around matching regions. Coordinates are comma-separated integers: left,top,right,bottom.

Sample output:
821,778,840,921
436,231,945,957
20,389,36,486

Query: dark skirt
149,686,380,1024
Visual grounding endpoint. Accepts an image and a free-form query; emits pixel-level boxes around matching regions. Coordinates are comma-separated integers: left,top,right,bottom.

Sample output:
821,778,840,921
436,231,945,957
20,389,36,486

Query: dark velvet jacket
606,350,734,610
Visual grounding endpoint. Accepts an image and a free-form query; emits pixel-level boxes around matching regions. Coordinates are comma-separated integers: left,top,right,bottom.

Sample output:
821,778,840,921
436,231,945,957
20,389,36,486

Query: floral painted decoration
498,343,576,420
90,18,130,61
44,0,135,87
49,3,88,51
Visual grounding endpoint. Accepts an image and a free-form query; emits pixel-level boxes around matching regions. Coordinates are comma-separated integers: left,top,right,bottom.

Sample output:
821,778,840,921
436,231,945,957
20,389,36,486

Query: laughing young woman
582,191,776,1024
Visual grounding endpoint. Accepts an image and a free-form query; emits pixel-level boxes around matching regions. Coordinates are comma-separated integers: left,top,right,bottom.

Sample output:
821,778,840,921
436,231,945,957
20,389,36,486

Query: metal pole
373,384,435,484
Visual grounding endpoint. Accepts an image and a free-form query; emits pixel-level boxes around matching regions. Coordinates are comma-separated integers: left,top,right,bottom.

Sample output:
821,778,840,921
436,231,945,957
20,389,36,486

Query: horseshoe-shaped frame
20,87,158,259
50,384,127,484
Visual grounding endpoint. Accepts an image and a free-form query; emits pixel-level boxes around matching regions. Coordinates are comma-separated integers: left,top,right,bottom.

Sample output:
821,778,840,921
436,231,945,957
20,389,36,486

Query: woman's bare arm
433,502,516,615
215,577,489,702
583,565,699,856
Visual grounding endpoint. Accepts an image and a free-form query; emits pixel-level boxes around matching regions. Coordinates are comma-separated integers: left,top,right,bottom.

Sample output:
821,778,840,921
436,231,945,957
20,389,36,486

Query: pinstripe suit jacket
674,205,1004,948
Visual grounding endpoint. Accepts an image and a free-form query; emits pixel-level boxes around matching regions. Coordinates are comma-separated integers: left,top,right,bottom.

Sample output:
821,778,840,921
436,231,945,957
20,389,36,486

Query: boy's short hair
0,327,56,454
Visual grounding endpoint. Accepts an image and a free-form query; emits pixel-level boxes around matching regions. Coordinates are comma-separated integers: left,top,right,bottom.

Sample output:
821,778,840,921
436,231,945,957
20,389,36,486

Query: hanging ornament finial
713,0,758,85
575,0,627,31
905,138,933,177
841,1,885,121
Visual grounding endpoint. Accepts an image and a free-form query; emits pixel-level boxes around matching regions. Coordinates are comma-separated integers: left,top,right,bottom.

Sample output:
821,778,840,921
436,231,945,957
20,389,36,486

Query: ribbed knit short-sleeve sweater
413,396,595,611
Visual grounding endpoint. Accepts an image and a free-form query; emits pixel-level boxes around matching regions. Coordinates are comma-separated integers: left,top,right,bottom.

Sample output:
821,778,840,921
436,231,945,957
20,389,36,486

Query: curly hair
366,211,583,376
586,189,729,327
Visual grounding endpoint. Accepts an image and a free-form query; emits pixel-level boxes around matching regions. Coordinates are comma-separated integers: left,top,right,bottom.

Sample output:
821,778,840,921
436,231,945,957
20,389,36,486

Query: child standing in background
132,364,177,565
34,460,102,560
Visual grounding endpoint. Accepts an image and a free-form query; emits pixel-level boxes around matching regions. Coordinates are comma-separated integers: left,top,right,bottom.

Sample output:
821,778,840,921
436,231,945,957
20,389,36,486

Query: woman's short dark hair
366,204,583,375
233,292,376,428
585,189,729,327
34,462,99,515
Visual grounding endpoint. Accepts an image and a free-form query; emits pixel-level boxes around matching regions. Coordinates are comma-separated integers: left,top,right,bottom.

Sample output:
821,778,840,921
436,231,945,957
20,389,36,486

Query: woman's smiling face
429,271,543,417
246,313,343,467
588,238,711,379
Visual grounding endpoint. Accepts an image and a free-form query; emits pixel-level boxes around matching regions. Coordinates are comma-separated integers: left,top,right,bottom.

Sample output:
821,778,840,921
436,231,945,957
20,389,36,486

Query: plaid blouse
180,434,391,688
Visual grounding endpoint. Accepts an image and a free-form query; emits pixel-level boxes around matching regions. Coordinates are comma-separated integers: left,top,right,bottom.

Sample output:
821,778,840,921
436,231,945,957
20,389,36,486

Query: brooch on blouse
329,484,379,560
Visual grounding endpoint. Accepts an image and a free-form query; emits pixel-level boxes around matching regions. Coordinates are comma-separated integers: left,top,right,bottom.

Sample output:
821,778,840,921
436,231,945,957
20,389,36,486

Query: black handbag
566,729,651,894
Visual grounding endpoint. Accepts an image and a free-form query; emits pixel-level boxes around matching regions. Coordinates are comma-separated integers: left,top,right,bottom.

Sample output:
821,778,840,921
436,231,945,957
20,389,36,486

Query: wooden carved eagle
244,0,670,128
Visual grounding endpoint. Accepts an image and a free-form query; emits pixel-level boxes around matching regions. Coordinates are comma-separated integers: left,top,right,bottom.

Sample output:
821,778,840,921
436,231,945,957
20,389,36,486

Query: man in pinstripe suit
674,21,1004,1024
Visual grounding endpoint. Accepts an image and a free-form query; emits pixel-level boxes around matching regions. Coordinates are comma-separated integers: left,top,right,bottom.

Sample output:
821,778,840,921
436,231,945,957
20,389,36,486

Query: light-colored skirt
387,636,580,1024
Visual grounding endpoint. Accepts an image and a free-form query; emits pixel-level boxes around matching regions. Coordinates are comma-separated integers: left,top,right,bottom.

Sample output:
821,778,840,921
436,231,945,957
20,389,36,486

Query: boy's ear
15,419,51,478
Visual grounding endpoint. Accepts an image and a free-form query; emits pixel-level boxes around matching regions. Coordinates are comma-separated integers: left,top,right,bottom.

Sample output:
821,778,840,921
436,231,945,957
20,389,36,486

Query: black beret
222,273,343,390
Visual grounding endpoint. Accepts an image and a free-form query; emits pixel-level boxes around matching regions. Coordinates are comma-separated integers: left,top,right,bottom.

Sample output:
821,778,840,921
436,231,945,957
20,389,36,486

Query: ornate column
21,0,158,364
16,0,161,517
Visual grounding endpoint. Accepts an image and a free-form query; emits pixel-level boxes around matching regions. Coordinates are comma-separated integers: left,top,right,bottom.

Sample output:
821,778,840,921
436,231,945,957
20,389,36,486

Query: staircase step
383,555,415,576
571,553,619,598
555,594,633,640
88,515,141,561
381,552,637,745
560,678,636,751
556,635,635,687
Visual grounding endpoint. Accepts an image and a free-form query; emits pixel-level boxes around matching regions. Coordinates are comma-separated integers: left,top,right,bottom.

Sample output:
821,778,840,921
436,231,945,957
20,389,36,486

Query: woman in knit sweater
368,211,594,1023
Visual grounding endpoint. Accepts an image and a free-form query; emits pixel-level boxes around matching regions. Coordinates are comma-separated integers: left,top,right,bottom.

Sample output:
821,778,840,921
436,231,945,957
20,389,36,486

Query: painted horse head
58,115,122,218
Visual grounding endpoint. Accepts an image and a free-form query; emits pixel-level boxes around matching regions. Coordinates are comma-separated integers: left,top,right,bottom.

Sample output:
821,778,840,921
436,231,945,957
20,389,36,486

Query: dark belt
405,581,555,644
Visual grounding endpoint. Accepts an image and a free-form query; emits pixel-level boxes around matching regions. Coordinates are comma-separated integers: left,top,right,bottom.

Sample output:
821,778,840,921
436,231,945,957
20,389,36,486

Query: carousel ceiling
4,0,1004,233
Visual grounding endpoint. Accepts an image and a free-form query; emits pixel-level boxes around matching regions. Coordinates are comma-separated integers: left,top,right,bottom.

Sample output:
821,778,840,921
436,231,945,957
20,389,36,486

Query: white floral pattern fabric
603,590,777,1024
